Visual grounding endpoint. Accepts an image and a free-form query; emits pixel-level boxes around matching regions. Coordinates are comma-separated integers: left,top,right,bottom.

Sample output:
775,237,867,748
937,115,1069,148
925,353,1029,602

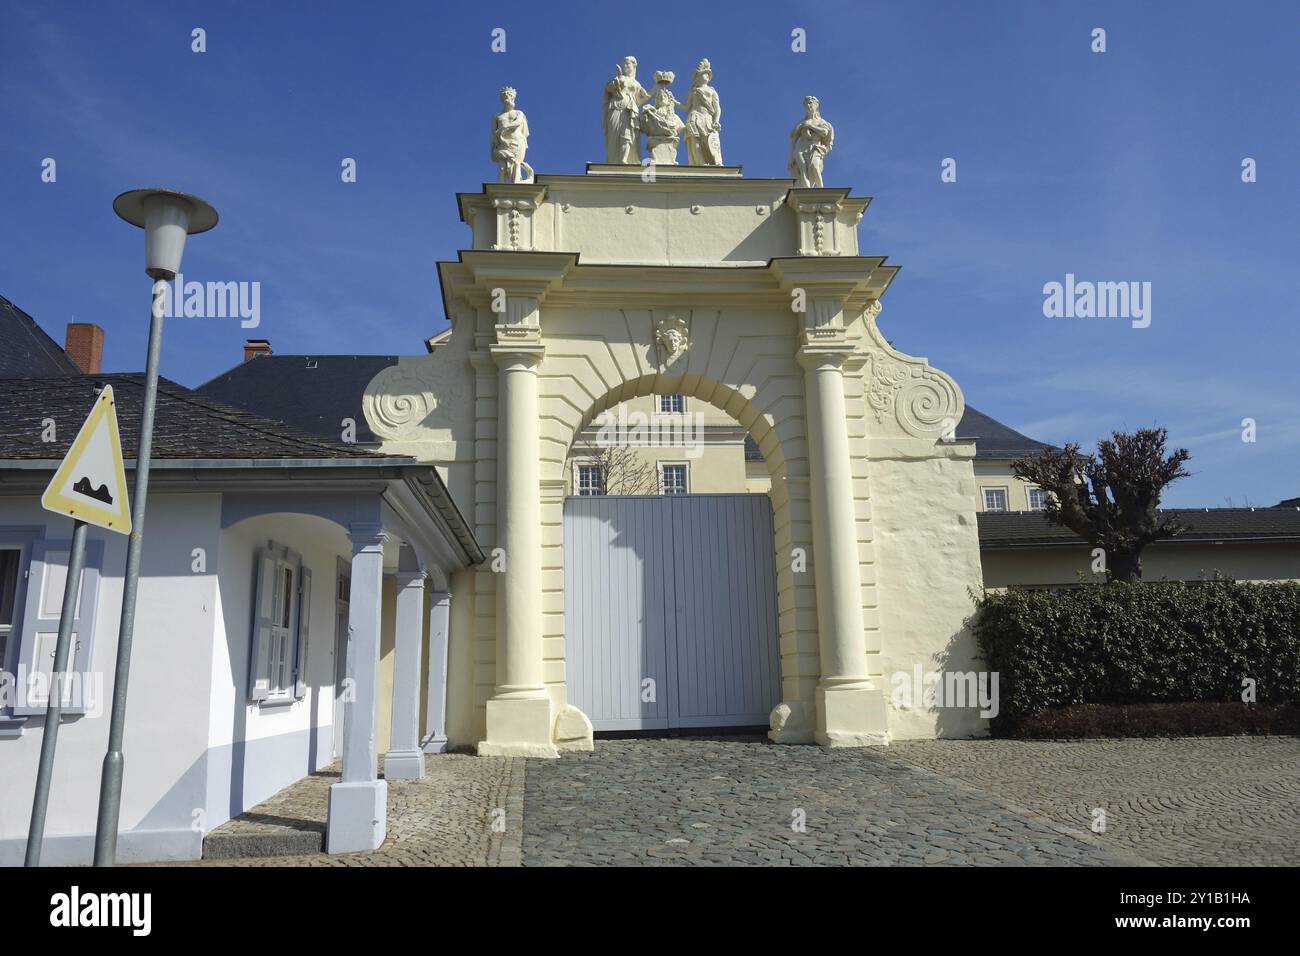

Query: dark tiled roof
0,295,81,377
197,355,399,444
1278,497,1300,508
955,405,1054,459
0,375,382,462
979,508,1300,548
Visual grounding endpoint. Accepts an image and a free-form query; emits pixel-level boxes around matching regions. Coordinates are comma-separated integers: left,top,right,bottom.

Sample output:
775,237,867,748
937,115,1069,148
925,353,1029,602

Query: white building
0,371,480,863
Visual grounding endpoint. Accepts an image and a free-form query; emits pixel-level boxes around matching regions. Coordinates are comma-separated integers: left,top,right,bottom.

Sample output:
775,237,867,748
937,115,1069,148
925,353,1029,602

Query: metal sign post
26,382,134,866
24,519,89,867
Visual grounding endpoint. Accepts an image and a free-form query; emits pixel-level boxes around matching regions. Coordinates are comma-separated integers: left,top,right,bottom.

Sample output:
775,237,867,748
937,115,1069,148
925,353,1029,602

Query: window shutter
248,547,277,701
15,539,103,716
294,565,312,699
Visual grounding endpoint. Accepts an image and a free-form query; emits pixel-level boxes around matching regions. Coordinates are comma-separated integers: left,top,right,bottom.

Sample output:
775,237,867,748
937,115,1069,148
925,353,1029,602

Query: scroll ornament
365,364,438,438
866,351,961,439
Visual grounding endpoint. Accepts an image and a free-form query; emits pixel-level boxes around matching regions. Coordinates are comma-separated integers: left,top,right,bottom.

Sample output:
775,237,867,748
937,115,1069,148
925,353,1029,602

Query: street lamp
93,189,217,866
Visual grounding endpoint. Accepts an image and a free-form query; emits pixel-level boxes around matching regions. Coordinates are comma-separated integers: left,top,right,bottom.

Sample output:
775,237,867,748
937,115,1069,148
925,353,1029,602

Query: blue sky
1,0,1296,507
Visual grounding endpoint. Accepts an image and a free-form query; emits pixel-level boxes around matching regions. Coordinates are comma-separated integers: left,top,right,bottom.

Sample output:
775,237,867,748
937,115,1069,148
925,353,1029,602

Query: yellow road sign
41,385,132,534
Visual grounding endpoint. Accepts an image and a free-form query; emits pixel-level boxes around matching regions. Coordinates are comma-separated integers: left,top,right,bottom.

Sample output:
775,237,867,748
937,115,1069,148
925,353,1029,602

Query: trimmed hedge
972,580,1300,736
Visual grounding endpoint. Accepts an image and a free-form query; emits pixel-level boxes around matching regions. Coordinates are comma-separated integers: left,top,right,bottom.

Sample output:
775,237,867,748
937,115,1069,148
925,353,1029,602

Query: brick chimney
243,339,272,362
65,323,104,374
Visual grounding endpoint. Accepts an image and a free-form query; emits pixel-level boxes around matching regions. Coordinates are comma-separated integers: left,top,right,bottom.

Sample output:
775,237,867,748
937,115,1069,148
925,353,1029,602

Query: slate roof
0,294,81,377
955,405,1054,459
0,375,383,462
197,355,399,444
978,508,1300,548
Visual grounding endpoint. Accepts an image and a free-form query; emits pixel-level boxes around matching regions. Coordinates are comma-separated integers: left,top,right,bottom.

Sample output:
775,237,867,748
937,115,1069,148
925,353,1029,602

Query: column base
477,694,558,758
421,734,449,754
326,780,388,854
383,749,426,779
814,681,889,748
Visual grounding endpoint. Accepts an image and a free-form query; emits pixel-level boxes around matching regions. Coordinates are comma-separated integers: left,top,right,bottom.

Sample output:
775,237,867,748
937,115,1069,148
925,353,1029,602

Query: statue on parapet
788,95,834,187
683,58,722,165
639,72,685,165
491,86,534,183
602,56,650,164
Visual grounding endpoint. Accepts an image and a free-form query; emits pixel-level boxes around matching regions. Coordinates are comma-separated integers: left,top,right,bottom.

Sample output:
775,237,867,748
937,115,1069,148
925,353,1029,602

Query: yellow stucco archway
362,166,987,755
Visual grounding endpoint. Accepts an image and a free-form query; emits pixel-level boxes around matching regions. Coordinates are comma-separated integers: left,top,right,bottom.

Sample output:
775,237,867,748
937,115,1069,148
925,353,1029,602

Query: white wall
207,512,350,831
0,494,221,864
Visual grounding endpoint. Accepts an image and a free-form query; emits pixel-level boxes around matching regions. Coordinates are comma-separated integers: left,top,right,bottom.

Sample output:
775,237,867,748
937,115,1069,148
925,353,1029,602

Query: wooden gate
564,494,782,731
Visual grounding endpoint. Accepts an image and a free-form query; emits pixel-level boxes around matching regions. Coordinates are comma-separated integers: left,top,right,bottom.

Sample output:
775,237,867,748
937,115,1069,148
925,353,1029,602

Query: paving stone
164,733,1298,867
166,753,524,867
885,736,1300,867
520,735,1130,866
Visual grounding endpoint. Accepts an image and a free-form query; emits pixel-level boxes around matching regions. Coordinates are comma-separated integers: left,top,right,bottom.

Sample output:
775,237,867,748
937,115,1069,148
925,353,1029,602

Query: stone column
421,590,451,753
327,523,389,852
384,566,426,779
799,345,888,746
478,340,557,757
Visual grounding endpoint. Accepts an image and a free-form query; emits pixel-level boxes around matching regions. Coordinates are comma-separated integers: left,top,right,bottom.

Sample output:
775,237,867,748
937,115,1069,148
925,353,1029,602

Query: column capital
490,341,545,368
349,522,388,551
797,342,855,371
394,568,427,588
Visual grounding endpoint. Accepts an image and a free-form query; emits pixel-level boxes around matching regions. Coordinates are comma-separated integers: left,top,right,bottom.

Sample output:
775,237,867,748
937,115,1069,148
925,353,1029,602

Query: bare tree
1012,427,1191,583
571,439,660,496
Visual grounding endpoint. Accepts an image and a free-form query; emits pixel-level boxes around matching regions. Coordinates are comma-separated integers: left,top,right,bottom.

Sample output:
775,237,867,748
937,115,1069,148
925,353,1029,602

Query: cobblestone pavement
175,753,524,866
520,736,1139,866
885,736,1300,866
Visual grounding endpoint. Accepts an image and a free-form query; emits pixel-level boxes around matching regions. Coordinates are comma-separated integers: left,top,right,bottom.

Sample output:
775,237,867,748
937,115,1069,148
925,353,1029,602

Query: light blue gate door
564,494,782,731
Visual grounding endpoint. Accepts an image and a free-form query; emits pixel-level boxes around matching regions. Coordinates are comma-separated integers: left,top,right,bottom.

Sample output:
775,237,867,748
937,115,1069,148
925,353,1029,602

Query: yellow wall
973,459,1042,512
565,394,753,495
981,541,1300,588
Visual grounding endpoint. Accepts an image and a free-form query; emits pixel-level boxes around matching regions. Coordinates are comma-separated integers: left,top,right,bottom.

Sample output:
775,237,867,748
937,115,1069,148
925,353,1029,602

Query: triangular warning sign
41,385,133,534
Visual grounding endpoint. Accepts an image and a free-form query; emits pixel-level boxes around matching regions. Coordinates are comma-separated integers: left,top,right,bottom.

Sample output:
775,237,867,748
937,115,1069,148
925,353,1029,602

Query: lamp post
93,189,217,866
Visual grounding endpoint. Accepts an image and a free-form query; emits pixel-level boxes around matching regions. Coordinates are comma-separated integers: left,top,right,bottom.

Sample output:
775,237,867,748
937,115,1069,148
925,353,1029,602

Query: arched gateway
363,163,986,755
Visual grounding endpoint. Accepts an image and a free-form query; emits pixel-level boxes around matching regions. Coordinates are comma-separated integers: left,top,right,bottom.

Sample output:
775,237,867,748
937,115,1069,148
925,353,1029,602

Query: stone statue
639,73,684,165
683,58,722,165
491,86,533,183
788,95,834,188
602,56,650,164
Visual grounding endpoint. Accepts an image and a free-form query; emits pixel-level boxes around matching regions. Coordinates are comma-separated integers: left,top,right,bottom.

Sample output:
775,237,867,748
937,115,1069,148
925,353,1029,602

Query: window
982,487,1009,512
9,537,104,716
657,394,686,414
270,564,295,694
0,548,20,677
660,463,689,495
1027,487,1049,511
576,464,606,496
250,544,310,703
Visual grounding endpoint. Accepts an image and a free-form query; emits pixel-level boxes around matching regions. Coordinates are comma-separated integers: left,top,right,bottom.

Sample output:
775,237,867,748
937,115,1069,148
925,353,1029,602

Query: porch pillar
422,590,451,753
479,339,557,757
384,565,427,779
799,344,888,746
327,523,388,852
